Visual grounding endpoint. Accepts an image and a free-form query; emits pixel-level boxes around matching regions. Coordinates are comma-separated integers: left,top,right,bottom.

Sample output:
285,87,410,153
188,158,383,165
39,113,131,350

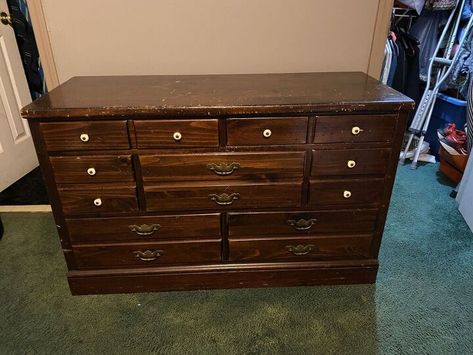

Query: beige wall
41,0,386,84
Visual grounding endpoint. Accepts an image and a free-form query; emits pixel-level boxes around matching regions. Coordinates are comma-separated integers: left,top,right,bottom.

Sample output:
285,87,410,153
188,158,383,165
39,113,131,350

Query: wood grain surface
140,151,305,181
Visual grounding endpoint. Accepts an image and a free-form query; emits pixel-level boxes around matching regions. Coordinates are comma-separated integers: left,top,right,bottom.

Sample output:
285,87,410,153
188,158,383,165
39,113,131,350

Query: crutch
400,0,469,167
412,12,473,169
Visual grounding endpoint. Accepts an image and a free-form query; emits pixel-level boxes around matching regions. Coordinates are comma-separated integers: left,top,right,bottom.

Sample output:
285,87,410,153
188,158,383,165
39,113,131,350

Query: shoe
437,123,457,138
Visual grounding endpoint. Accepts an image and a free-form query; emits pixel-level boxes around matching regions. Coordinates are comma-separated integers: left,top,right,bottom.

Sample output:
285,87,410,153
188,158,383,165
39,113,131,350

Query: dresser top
22,72,414,119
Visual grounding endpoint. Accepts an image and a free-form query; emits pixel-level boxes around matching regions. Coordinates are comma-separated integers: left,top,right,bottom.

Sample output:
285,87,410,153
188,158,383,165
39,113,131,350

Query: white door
0,0,38,191
457,156,473,232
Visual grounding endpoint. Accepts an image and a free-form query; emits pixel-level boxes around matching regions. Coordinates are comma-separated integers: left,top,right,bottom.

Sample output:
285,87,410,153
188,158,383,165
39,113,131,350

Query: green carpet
1,164,472,354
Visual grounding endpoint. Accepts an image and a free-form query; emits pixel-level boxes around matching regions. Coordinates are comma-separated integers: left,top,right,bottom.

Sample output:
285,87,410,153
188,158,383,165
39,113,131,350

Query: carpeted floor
0,164,472,354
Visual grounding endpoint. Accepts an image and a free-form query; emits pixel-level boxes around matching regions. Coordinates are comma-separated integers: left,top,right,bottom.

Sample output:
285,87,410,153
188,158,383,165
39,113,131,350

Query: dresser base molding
67,260,378,295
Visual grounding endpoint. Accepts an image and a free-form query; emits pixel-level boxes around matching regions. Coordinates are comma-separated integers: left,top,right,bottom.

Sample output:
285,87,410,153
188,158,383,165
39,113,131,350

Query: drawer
41,121,129,151
311,148,390,177
134,119,219,148
50,155,134,183
140,151,305,182
66,213,221,243
72,239,221,269
228,235,372,262
313,115,396,143
227,117,308,145
144,181,302,212
228,209,379,237
309,178,385,207
57,185,138,215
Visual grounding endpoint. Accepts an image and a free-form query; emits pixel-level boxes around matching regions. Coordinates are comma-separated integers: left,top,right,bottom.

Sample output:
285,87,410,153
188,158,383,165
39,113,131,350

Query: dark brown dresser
22,72,414,295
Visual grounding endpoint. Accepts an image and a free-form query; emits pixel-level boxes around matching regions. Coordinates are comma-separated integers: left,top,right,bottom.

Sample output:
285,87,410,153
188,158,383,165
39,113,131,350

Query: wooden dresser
23,72,414,295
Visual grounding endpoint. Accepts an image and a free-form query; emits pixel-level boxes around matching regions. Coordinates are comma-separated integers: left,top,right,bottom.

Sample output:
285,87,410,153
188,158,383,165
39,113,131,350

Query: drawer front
50,155,134,183
41,121,129,151
227,117,308,145
145,181,302,212
228,209,379,237
134,119,219,148
309,179,385,207
228,235,372,262
58,185,138,215
72,240,221,269
313,115,396,143
140,151,305,182
311,149,390,177
66,213,221,243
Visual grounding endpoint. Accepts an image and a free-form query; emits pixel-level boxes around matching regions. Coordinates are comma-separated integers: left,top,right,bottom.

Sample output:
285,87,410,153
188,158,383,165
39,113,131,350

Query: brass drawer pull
347,160,356,169
173,132,182,141
208,192,240,206
263,129,272,138
343,190,352,199
133,249,163,261
351,126,364,135
287,218,317,231
80,133,90,142
93,198,102,206
207,162,240,175
286,244,315,256
129,223,161,236
87,167,96,176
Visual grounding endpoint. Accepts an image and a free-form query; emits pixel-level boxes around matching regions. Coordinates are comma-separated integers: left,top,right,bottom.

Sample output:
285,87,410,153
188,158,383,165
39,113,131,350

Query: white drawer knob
347,160,356,169
263,129,272,138
80,133,89,142
87,167,96,176
351,126,363,135
173,132,182,141
343,190,352,199
93,198,102,206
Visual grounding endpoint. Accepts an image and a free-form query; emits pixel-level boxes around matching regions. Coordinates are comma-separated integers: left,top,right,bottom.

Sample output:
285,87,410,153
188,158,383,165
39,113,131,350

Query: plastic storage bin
424,93,467,159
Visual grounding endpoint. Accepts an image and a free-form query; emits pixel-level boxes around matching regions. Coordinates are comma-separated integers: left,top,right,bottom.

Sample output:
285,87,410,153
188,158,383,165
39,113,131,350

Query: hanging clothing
7,0,45,99
442,19,473,99
425,0,458,10
381,42,392,84
443,30,473,97
396,0,426,14
410,10,449,82
388,37,399,86
389,29,421,124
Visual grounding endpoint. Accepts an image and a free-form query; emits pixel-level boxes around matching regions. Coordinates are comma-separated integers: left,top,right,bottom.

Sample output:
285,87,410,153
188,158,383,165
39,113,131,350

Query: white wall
41,0,381,83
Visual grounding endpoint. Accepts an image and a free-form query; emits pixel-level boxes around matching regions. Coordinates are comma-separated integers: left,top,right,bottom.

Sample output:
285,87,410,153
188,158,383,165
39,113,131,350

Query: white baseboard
0,205,52,212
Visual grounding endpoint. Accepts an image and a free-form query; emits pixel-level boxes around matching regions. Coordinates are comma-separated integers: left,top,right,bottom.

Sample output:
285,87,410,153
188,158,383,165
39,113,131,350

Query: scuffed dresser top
22,72,415,119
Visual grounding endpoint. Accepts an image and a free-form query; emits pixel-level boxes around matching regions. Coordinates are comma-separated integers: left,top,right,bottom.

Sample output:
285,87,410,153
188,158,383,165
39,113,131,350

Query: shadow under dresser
22,72,414,295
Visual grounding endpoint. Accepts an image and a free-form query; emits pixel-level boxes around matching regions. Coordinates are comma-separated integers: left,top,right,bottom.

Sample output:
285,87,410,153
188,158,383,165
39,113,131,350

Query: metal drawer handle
207,162,240,176
173,132,182,141
347,160,356,169
208,192,240,206
93,198,102,206
87,167,96,176
80,133,89,142
287,218,317,231
133,249,163,261
343,190,352,199
351,126,364,135
286,244,315,256
129,223,161,236
263,129,272,138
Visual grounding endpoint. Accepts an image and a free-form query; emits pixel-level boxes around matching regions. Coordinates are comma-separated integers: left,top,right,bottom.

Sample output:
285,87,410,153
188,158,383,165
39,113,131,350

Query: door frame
26,0,59,89
368,0,395,78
